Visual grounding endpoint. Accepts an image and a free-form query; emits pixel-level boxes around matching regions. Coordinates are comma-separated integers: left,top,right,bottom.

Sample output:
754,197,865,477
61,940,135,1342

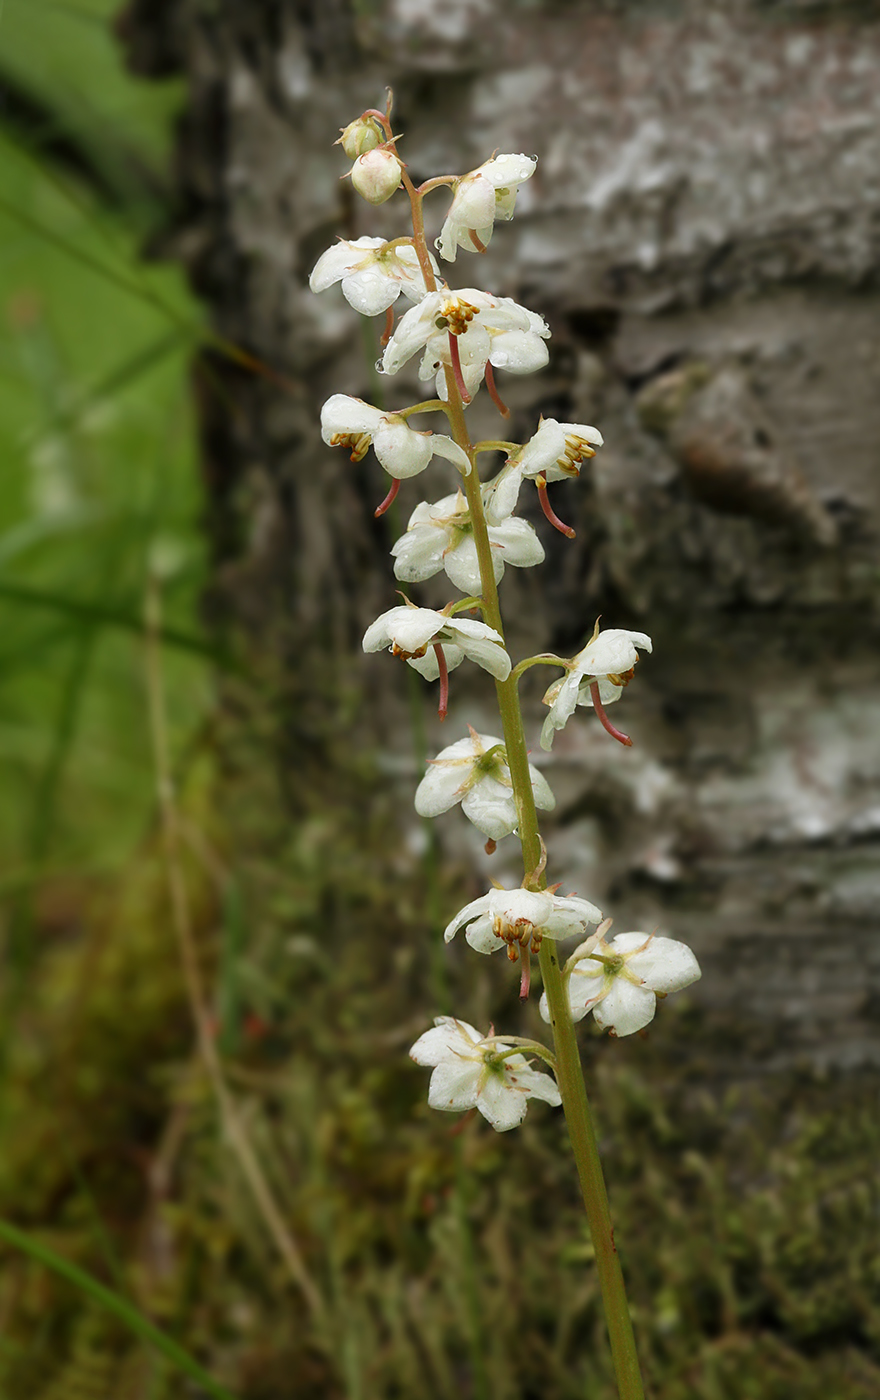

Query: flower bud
350,149,402,205
336,117,383,159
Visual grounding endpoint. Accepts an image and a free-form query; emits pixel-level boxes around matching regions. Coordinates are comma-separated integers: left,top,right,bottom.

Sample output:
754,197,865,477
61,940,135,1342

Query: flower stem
405,201,646,1400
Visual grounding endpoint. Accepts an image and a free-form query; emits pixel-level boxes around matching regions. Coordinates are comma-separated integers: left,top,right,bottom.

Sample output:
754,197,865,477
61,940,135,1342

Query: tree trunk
120,0,880,1068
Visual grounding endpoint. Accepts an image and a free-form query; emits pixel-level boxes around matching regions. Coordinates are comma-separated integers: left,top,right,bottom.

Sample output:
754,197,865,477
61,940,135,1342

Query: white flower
540,931,701,1037
350,148,402,204
382,290,550,400
391,489,544,593
444,887,602,955
410,1016,561,1132
436,153,537,263
414,729,554,840
363,605,511,680
516,417,604,482
540,627,653,751
321,395,470,480
483,418,605,524
309,237,439,317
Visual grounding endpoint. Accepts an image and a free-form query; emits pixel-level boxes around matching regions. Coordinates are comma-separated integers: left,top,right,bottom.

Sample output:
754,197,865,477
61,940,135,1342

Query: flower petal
489,888,553,926
415,759,474,818
613,933,702,994
443,537,495,595
489,517,545,570
575,629,653,678
428,1059,481,1112
444,622,511,679
321,393,385,442
309,237,385,293
592,981,657,1037
461,778,518,839
489,329,550,374
373,419,434,478
444,895,492,944
476,1072,529,1131
543,895,603,939
430,435,471,476
512,1065,562,1107
477,153,537,191
464,916,505,954
391,526,447,582
342,266,401,317
518,418,568,478
410,1016,481,1065
483,464,523,525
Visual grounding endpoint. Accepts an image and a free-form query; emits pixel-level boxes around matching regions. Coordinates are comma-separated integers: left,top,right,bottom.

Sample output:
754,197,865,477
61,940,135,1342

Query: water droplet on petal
374,357,386,373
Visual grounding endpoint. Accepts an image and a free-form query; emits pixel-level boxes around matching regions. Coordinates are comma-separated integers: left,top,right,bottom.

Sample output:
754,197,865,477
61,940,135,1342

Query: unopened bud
336,117,383,159
350,149,402,205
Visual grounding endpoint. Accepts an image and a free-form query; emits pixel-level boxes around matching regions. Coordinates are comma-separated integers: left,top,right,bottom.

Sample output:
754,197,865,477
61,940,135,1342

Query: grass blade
0,1218,242,1400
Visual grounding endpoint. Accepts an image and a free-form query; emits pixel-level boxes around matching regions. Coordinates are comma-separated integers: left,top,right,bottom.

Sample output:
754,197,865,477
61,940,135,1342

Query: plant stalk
402,181,646,1400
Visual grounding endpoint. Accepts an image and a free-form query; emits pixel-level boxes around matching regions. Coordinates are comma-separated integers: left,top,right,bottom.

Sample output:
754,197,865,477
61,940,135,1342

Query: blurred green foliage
0,0,209,891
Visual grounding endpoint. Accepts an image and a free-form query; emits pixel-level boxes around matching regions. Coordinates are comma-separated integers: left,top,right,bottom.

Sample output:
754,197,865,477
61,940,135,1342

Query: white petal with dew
489,330,550,374
478,153,537,189
373,419,434,478
321,394,385,442
342,266,401,317
308,237,384,293
391,527,447,583
444,537,496,595
490,517,545,569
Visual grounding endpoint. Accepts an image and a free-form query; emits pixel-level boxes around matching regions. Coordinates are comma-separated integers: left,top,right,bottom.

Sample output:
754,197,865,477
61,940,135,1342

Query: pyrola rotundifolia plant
311,94,701,1400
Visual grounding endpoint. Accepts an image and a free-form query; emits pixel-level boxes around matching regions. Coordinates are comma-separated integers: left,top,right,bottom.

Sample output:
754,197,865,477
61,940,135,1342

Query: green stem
538,945,645,1398
471,440,519,456
405,195,646,1400
397,398,451,420
510,653,570,684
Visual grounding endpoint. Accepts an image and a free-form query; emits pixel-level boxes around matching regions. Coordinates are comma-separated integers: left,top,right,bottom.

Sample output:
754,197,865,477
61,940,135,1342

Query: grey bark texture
121,0,880,1067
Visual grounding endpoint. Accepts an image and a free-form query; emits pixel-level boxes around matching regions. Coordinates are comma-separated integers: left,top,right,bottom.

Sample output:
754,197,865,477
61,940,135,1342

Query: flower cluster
311,99,701,1135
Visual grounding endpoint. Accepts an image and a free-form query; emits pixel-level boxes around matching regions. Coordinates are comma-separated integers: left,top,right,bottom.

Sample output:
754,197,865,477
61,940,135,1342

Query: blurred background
1,1,879,1397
